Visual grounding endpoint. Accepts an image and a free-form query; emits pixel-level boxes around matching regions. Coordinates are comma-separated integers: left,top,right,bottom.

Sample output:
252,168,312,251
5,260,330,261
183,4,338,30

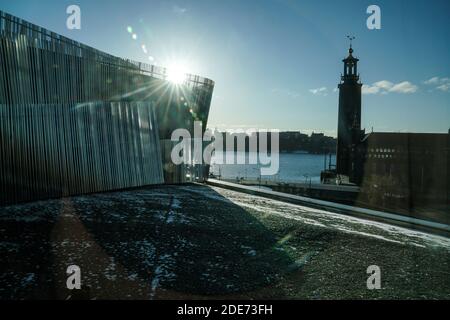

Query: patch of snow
105,258,117,281
210,186,450,251
21,273,35,287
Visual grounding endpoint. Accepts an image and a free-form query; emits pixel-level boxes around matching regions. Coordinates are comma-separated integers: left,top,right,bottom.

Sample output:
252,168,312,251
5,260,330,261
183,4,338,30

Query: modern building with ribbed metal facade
0,11,215,205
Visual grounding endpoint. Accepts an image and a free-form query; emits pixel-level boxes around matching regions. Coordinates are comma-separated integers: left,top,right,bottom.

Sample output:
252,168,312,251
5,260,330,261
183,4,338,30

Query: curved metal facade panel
0,101,164,205
0,11,214,205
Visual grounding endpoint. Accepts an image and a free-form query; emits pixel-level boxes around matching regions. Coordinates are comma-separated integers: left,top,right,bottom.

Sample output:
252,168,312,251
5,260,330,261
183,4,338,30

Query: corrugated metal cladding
0,11,214,205
0,102,163,205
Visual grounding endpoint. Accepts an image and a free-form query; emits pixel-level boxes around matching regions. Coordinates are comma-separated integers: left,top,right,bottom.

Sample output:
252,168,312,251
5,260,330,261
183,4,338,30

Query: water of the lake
210,152,336,184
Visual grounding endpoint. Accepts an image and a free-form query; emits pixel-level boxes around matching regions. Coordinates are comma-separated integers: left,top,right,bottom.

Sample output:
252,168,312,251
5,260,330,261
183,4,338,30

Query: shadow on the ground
73,184,294,298
0,184,294,299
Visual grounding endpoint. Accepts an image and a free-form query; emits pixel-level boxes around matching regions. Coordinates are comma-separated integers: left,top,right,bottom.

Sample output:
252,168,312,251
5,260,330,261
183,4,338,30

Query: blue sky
1,0,449,136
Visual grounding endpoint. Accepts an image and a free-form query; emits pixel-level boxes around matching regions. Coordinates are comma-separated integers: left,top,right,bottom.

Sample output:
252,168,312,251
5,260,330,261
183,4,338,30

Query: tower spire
336,37,363,183
342,36,359,82
347,35,355,49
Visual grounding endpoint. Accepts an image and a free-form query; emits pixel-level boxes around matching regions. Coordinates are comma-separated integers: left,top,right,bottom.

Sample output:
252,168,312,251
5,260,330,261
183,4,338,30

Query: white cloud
373,80,394,90
173,5,187,15
309,87,328,96
272,88,300,99
362,80,418,95
424,77,440,85
362,84,380,94
423,76,450,92
437,83,450,92
389,81,418,94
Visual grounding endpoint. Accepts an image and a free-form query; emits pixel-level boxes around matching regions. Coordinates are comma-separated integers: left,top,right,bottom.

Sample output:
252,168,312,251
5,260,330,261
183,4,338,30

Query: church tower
336,38,363,182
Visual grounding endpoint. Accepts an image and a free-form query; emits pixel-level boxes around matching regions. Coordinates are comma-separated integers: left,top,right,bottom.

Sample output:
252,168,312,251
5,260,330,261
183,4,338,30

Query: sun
167,62,188,85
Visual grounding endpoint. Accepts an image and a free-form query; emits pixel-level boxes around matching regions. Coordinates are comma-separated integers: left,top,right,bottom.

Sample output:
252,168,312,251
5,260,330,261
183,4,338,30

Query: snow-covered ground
0,184,449,299
185,186,450,251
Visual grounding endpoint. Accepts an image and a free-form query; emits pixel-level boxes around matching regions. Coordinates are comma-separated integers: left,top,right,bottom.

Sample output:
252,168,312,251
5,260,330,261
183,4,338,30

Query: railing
0,10,215,89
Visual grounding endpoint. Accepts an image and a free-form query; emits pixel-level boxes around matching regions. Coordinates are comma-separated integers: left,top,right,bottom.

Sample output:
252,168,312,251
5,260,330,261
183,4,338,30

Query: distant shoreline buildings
211,130,337,154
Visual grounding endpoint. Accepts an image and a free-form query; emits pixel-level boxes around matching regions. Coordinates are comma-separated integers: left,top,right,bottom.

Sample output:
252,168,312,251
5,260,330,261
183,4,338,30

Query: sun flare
167,62,188,85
